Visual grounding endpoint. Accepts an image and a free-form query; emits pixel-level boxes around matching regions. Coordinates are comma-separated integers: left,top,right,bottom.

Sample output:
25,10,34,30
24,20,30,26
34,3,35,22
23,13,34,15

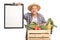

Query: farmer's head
28,4,41,15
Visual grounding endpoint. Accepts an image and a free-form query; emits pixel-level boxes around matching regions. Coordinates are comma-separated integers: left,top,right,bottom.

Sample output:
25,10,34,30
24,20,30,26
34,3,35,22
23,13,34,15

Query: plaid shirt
24,13,46,25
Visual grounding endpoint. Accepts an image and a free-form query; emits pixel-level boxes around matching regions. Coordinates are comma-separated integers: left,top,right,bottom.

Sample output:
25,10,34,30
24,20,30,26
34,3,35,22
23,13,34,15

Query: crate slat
27,30,51,40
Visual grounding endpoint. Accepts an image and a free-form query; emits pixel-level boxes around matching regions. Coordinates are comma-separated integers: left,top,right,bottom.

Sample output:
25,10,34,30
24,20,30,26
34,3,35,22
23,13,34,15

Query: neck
32,13,37,18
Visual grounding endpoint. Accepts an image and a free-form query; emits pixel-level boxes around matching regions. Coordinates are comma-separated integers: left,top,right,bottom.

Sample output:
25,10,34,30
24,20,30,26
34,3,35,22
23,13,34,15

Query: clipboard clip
13,3,15,5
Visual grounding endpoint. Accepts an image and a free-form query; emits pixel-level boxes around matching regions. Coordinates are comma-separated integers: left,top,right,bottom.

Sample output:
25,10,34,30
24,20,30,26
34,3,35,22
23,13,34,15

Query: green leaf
40,25,47,30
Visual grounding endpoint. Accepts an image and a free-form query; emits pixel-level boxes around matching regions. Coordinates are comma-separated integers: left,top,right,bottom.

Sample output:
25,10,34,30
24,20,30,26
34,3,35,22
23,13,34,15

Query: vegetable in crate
34,25,41,30
46,18,57,34
25,22,37,30
46,22,52,30
46,18,57,30
40,25,47,30
25,22,42,30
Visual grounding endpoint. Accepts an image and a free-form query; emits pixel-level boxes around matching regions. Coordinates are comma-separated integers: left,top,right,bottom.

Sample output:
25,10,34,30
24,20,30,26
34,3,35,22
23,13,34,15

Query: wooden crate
27,30,51,40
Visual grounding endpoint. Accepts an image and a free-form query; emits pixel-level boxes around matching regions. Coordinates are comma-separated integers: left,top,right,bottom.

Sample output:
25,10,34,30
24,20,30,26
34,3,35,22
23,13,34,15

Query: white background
0,0,60,40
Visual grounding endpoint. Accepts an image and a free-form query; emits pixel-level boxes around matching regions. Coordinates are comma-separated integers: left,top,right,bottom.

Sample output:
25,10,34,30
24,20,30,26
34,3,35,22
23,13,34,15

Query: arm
24,13,28,20
40,14,46,23
39,14,46,26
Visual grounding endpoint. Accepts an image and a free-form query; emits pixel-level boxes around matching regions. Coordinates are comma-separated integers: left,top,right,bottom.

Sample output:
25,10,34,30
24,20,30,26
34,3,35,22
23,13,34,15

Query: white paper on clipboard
4,4,23,28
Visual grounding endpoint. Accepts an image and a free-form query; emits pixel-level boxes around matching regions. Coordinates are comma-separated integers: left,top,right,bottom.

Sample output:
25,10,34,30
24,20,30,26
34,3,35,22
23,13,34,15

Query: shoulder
24,13,32,16
38,13,43,17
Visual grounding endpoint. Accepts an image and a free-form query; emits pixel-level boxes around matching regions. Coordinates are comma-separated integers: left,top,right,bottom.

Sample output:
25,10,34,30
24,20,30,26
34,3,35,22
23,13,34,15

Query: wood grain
27,30,51,40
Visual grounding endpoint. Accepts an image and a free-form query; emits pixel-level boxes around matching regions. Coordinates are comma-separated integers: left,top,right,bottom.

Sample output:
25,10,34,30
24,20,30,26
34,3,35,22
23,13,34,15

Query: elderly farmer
16,3,46,25
24,4,46,25
16,3,46,40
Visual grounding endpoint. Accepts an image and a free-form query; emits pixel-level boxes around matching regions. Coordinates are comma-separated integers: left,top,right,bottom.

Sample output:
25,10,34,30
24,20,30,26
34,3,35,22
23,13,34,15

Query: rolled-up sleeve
42,16,46,23
39,14,46,23
24,13,28,20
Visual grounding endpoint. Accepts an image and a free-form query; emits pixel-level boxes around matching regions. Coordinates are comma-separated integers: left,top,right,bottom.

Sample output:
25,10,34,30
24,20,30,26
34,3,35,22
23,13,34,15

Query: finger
16,2,23,5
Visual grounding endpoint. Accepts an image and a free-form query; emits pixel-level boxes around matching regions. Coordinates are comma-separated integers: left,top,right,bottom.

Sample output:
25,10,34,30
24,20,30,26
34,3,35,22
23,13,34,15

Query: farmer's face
31,6,38,15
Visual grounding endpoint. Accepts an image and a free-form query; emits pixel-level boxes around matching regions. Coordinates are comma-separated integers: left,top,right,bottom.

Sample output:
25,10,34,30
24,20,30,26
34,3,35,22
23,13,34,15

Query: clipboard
4,3,24,29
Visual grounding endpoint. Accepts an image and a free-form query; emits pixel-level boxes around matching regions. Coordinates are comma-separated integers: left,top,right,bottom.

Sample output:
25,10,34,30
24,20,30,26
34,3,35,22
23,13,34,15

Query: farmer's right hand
16,2,23,6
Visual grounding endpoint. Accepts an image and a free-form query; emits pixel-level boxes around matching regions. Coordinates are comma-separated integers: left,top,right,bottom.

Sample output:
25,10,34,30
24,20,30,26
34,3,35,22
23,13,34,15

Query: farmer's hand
16,2,23,6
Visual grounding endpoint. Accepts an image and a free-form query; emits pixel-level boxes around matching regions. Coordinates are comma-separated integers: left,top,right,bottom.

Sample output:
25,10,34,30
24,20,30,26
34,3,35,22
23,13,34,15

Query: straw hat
28,4,41,11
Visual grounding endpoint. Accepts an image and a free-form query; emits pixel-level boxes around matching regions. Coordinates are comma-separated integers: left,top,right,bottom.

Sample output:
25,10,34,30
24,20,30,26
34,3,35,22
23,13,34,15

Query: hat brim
28,4,41,11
